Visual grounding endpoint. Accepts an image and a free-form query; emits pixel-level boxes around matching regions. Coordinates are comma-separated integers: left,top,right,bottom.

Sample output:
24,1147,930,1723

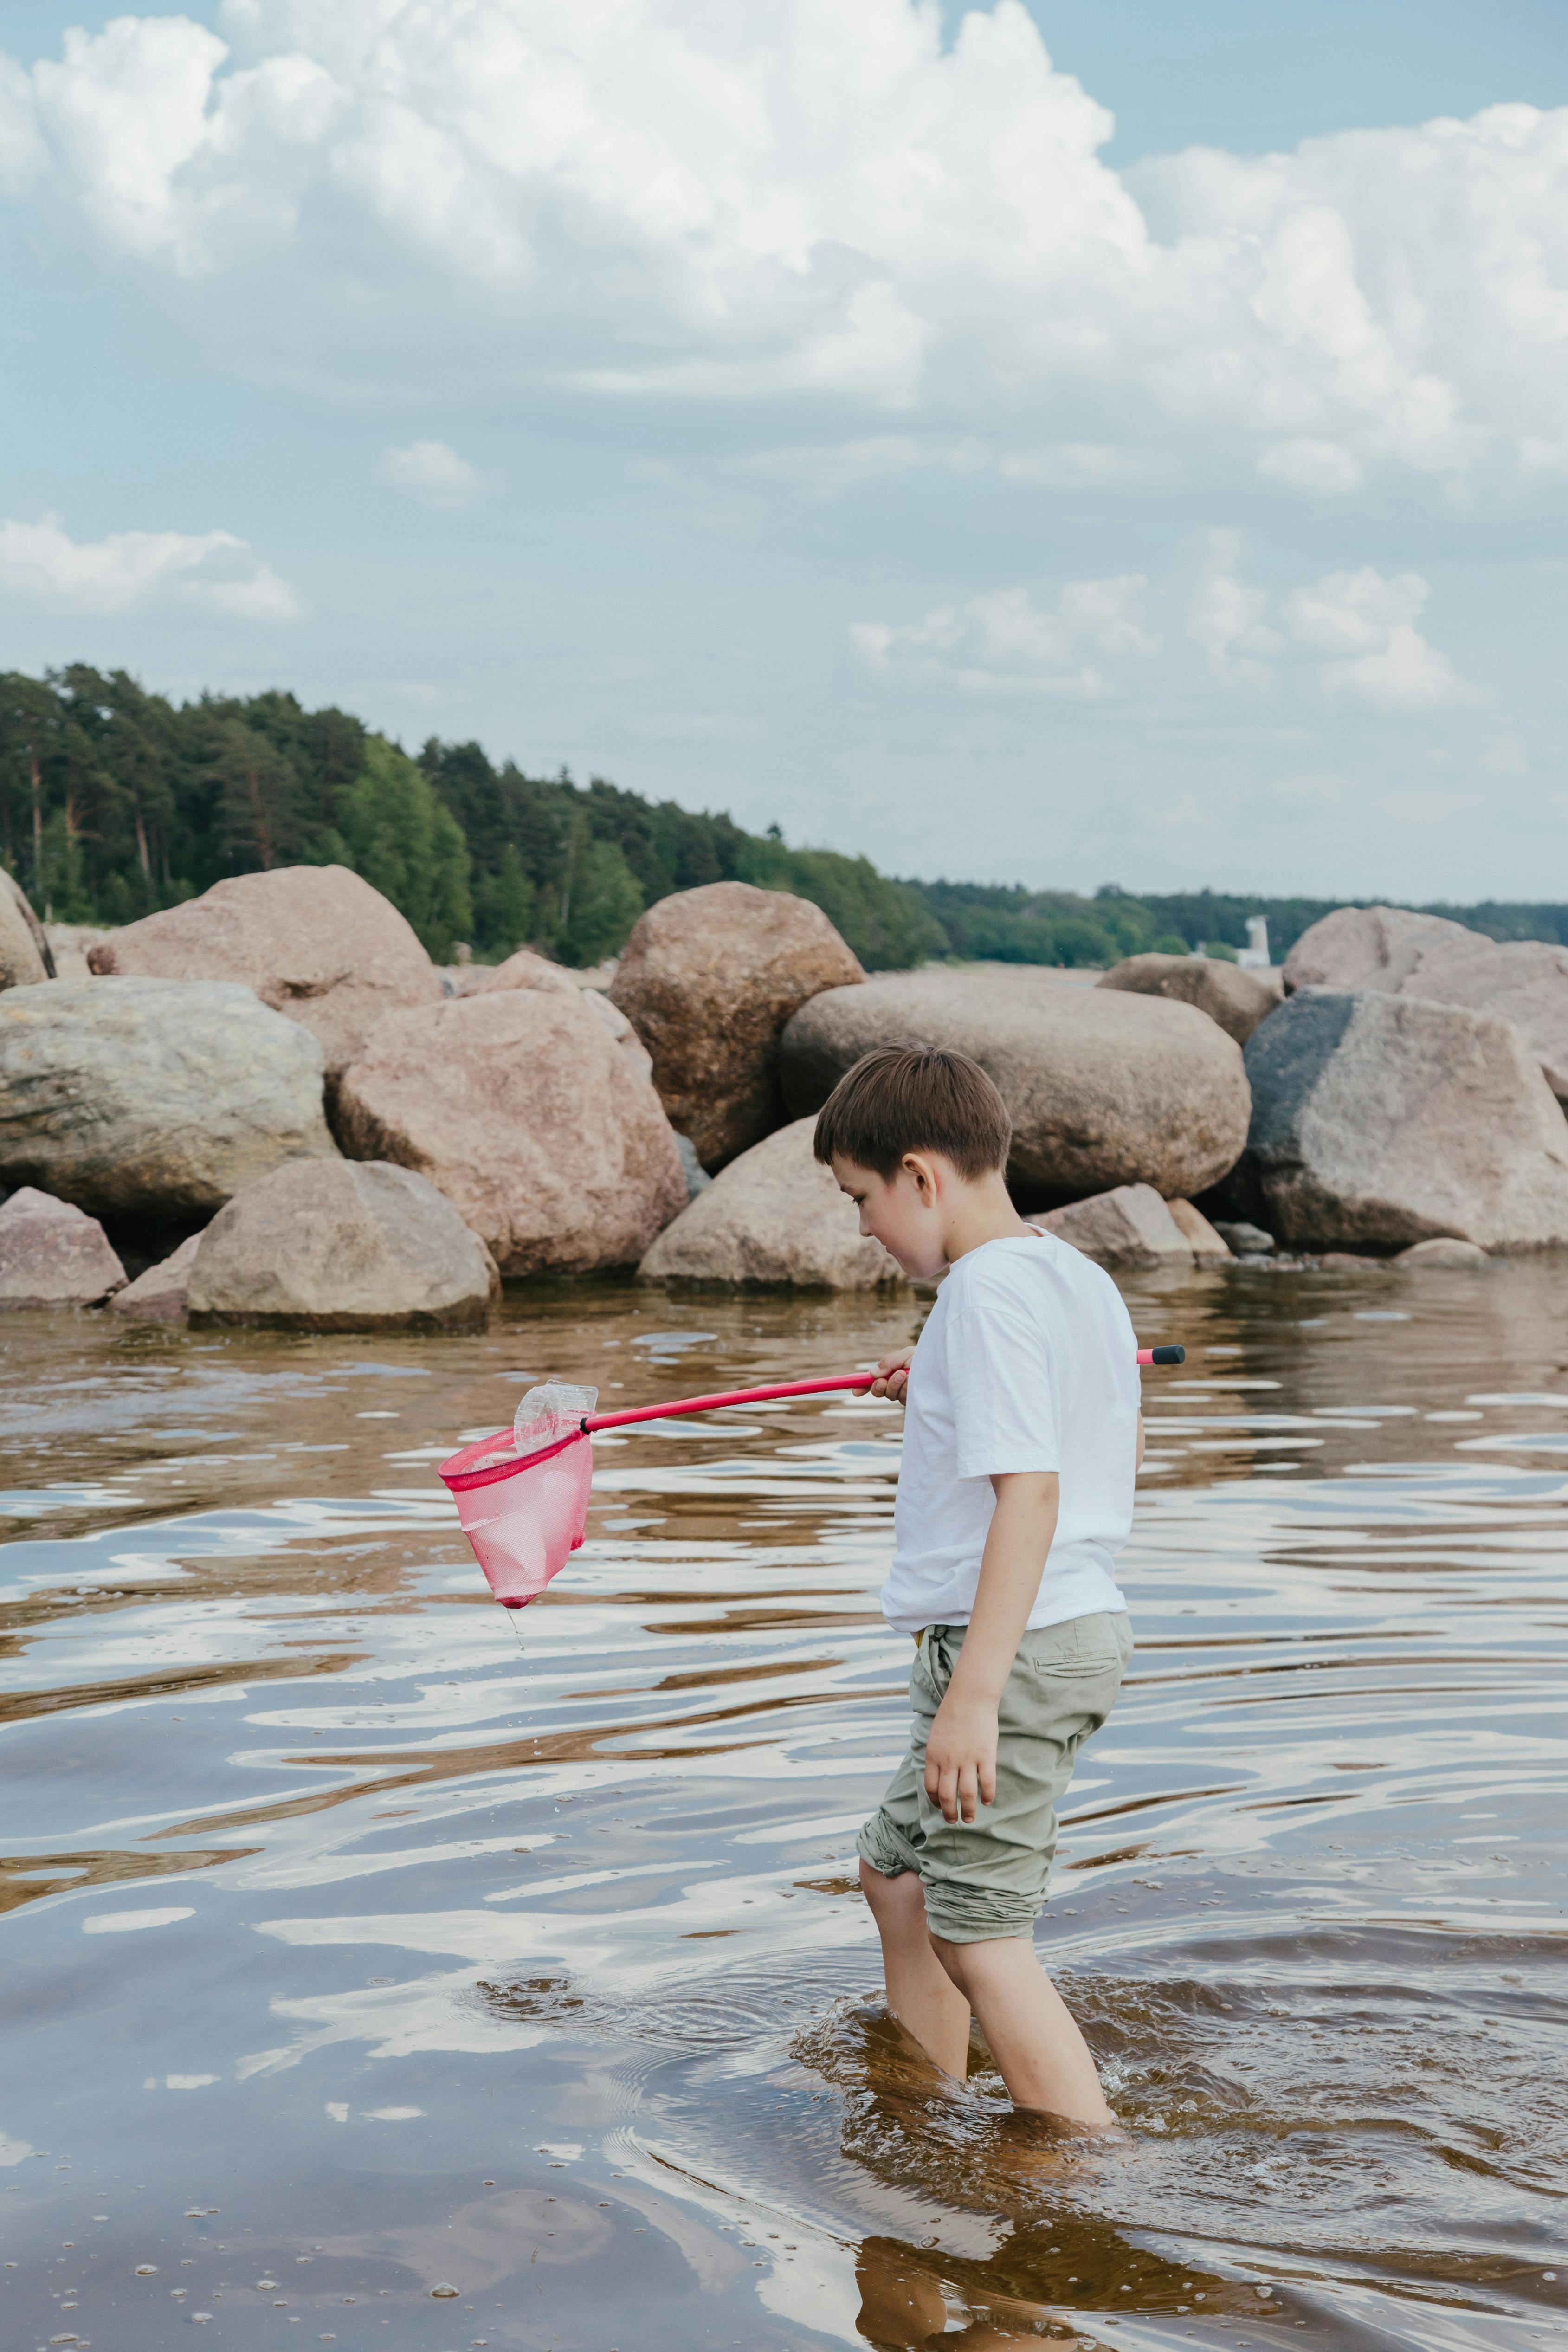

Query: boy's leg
859,1858,972,2080
911,1614,1134,2123
930,1932,1111,2126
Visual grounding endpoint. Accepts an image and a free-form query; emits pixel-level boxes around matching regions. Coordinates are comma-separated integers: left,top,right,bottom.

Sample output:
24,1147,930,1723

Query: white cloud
863,538,1481,714
1282,567,1483,710
2,3,1565,491
1256,438,1364,494
851,576,1156,696
381,439,483,509
1318,622,1484,713
1188,530,1284,685
195,561,302,620
0,511,300,620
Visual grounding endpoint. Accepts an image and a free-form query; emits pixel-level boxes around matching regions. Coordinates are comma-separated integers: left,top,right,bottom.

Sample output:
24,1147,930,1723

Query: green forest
2,666,1560,971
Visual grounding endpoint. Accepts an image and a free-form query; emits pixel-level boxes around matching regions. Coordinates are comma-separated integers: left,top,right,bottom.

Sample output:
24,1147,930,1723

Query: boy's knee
860,1857,923,1923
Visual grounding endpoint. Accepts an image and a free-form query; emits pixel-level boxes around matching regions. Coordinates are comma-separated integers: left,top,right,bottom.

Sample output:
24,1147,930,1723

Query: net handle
582,1348,1183,1434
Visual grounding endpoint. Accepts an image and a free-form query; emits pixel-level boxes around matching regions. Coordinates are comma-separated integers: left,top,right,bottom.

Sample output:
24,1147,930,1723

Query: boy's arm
923,1471,1059,1829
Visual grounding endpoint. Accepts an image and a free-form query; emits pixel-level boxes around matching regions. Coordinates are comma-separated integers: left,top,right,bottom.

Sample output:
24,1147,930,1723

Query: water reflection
0,1265,1565,2349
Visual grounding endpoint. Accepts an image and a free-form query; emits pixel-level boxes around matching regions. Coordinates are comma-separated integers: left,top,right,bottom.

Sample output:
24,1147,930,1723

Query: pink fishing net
439,1383,598,1608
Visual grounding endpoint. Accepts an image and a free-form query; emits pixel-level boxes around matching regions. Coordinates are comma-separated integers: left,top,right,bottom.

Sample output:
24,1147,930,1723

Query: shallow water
2,1260,1566,2352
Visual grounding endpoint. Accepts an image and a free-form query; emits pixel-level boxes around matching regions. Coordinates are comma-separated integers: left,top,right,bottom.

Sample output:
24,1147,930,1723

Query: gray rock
1245,988,1568,1252
0,877,51,989
0,1185,126,1307
110,1231,204,1321
1284,903,1568,1109
1097,952,1283,1045
611,882,865,1170
1392,1236,1491,1268
781,966,1251,1207
673,1132,712,1202
0,978,338,1221
1213,1220,1275,1255
1038,1184,1195,1265
639,1115,905,1289
187,1159,497,1331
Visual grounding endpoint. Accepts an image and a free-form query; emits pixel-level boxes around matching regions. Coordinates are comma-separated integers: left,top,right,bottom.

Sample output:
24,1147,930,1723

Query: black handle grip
1149,1344,1185,1366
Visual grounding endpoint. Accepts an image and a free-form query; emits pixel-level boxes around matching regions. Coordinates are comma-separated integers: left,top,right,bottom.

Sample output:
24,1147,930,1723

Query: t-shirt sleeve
946,1281,1062,1481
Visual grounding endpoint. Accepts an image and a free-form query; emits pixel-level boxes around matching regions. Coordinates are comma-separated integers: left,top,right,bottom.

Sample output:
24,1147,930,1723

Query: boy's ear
901,1150,940,1202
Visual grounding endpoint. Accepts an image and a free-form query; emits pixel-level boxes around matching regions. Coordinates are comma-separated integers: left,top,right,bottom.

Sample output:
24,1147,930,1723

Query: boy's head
813,1046,1012,1276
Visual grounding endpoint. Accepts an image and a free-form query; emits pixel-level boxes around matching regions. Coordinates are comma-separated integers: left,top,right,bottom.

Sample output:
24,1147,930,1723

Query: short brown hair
812,1046,1011,1181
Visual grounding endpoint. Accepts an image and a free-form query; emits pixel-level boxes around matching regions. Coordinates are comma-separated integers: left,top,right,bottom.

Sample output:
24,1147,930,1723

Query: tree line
1,666,1556,970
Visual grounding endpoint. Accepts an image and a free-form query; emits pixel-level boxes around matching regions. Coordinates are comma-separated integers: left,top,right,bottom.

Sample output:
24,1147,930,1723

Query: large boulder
1282,905,1468,995
1245,988,1568,1252
87,866,441,1081
0,978,338,1221
1097,952,1282,1045
187,1159,496,1331
110,1231,203,1321
639,1115,905,1289
335,989,685,1278
780,967,1250,1208
0,878,50,990
610,882,865,1171
1284,904,1568,1108
0,1186,125,1307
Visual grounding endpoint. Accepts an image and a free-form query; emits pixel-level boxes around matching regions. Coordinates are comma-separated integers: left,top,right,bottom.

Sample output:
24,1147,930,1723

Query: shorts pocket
1026,1615,1129,1680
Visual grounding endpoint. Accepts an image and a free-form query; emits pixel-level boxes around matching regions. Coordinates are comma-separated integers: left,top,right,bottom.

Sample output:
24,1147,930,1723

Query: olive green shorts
857,1610,1134,1945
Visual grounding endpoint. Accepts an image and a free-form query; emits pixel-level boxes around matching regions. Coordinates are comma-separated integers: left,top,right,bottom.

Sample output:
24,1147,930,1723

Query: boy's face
831,1153,950,1281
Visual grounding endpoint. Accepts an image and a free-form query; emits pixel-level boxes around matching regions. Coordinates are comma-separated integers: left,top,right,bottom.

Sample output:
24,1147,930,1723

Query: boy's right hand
870,1348,914,1403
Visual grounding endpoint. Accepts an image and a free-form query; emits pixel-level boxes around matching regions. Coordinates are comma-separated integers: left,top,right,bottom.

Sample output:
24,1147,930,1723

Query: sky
2,1,1567,903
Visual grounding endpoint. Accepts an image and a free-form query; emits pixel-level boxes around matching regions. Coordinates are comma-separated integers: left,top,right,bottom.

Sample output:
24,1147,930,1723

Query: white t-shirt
879,1228,1138,1635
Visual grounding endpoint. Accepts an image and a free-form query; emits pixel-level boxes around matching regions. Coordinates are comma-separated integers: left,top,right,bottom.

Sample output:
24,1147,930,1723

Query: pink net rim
439,1426,584,1494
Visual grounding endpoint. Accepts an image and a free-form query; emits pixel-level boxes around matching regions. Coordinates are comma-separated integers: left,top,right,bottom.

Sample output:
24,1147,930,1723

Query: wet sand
1,1260,1566,2349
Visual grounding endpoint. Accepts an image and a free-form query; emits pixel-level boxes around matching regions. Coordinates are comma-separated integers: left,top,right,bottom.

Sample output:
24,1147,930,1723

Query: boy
815,1044,1140,2130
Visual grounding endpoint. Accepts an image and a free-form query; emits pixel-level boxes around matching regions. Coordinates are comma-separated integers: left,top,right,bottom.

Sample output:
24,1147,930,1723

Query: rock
1166,1197,1233,1258
1283,904,1568,1110
1392,1236,1491,1268
467,948,579,998
1283,905,1466,996
673,1132,712,1202
1388,932,1568,1108
43,922,111,981
1213,1220,1275,1255
335,989,686,1278
466,949,654,1079
781,967,1251,1207
583,990,654,1082
1316,1252,1388,1270
0,1186,125,1307
1097,953,1283,1045
109,1231,204,1321
610,882,865,1170
187,1159,497,1331
1244,988,1568,1252
87,866,441,1081
0,978,338,1221
1038,1184,1195,1265
0,878,50,989
639,1115,904,1289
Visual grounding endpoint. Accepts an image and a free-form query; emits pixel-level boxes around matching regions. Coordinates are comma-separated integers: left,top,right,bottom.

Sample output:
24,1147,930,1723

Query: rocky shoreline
3,867,1566,1327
